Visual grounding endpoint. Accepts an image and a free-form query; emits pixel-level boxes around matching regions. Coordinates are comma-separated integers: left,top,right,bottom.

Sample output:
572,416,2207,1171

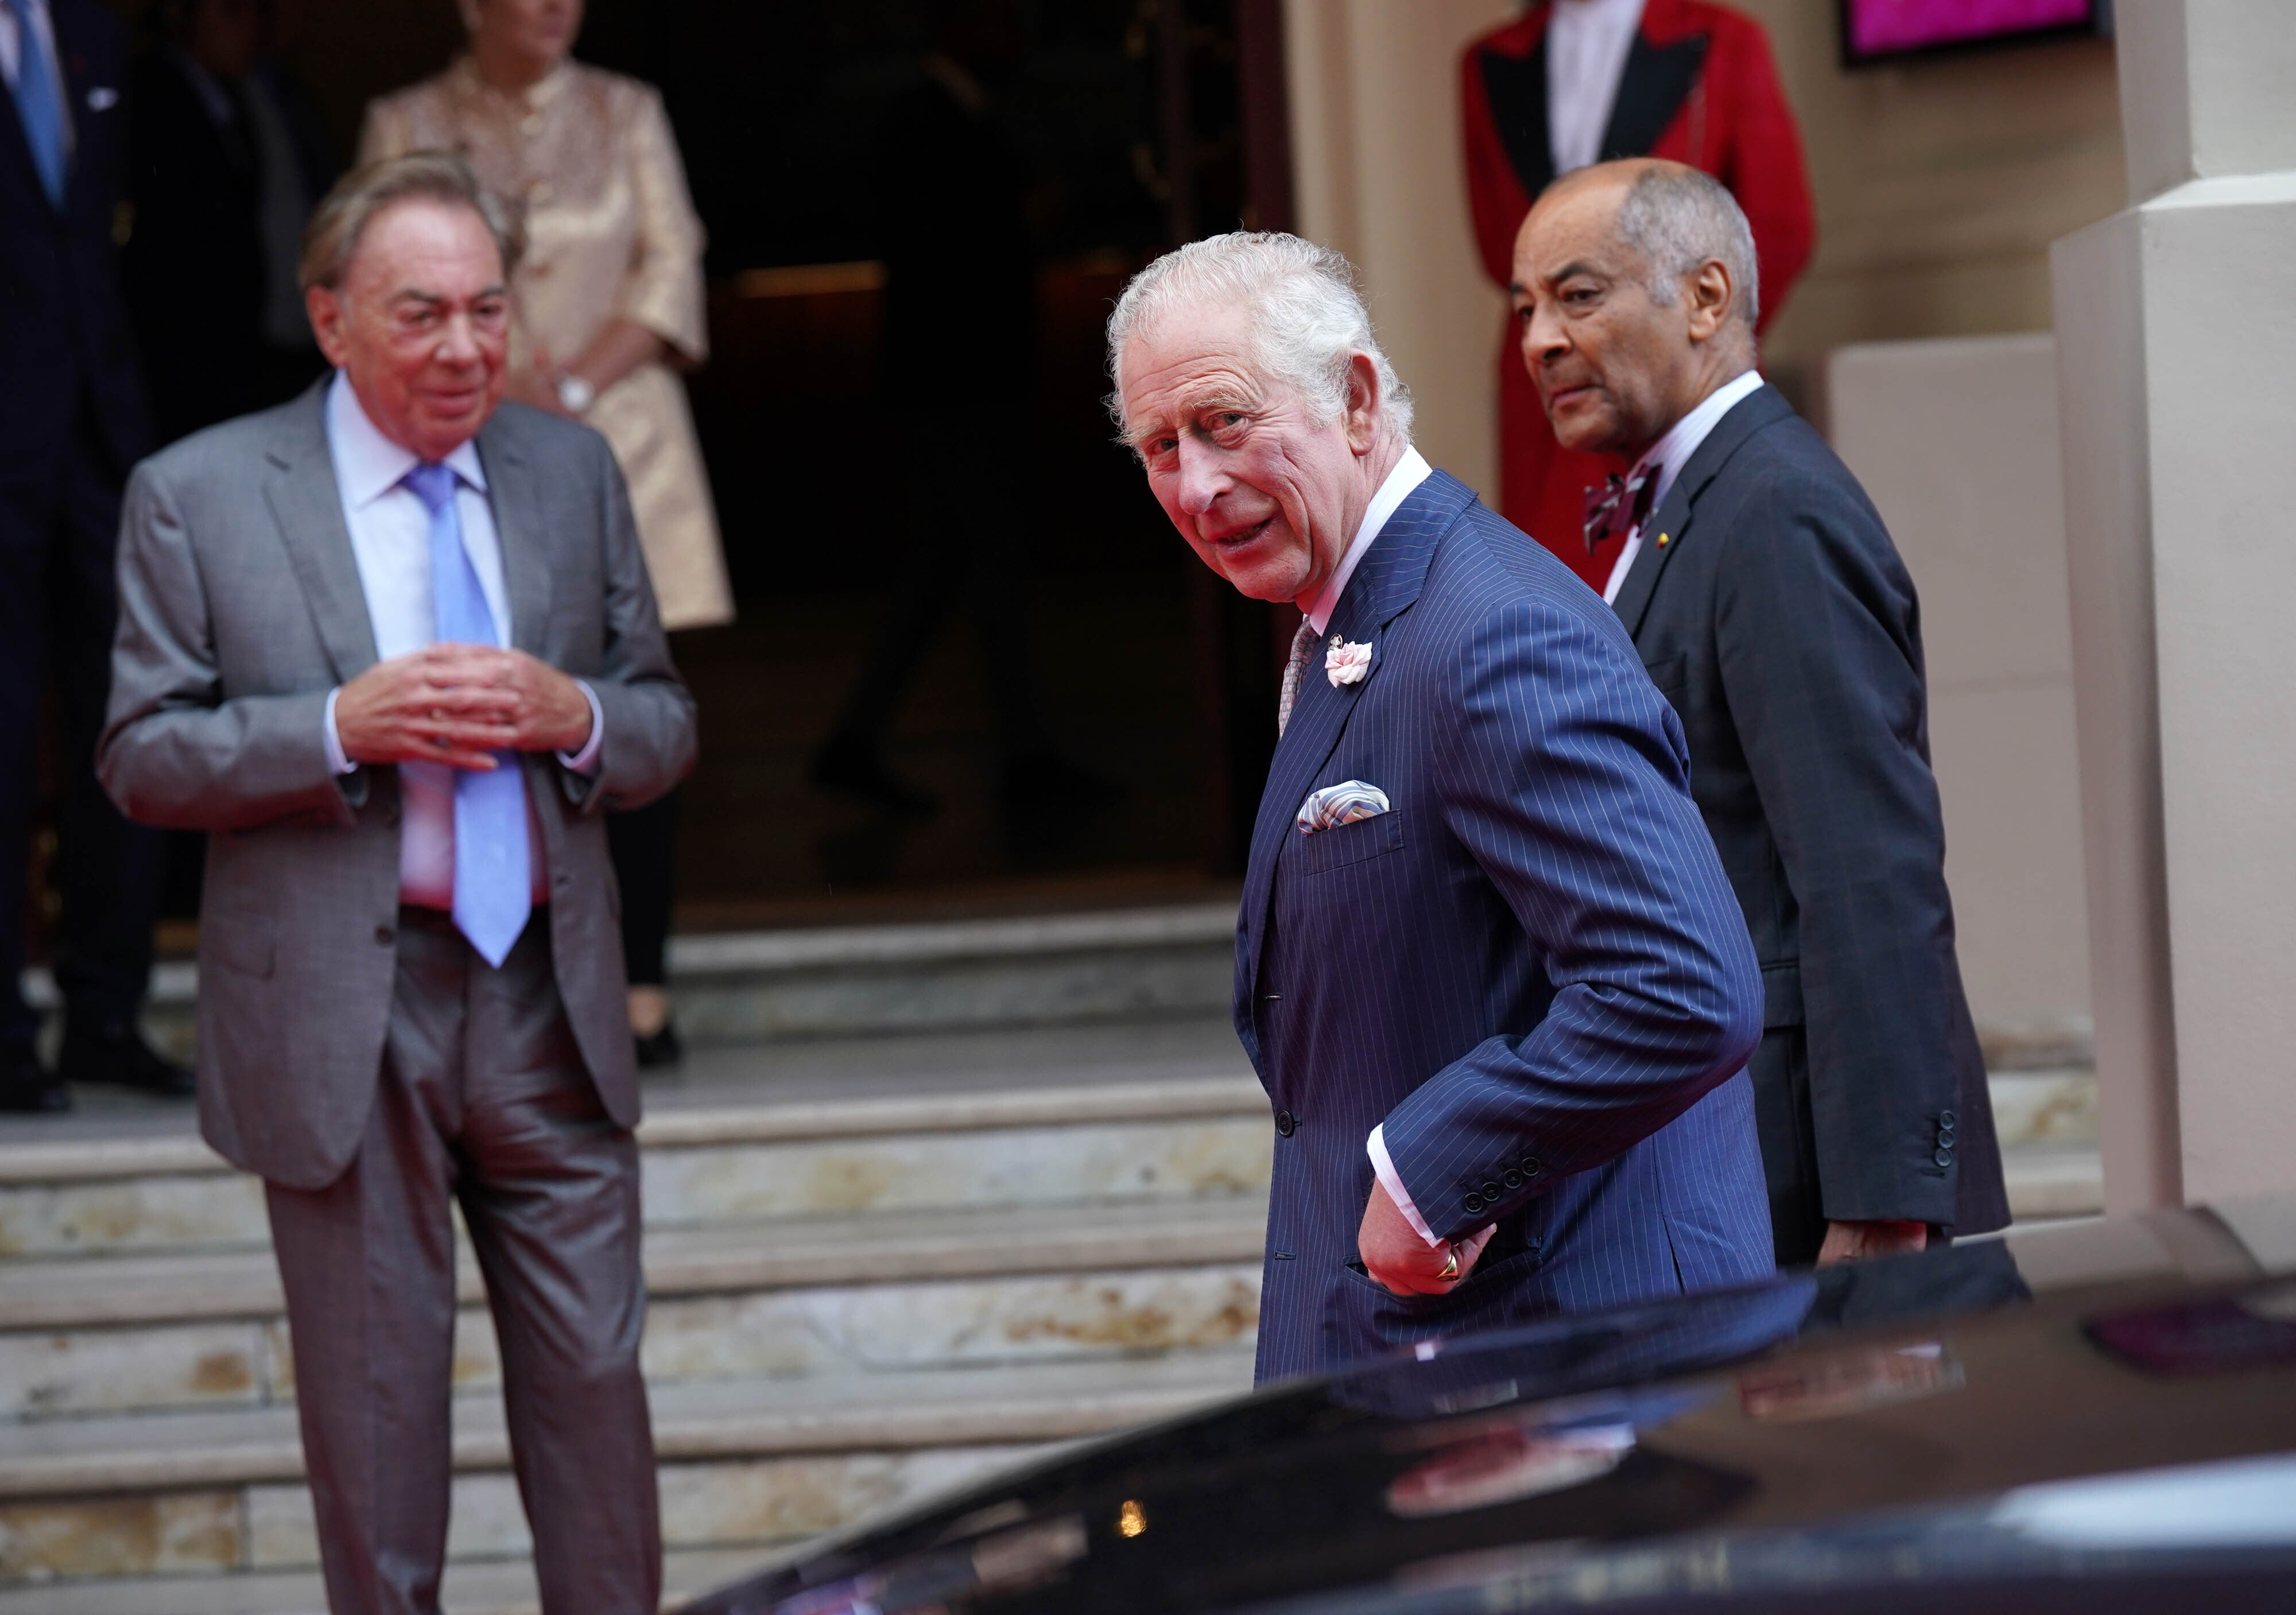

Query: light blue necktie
405,461,530,968
5,0,68,207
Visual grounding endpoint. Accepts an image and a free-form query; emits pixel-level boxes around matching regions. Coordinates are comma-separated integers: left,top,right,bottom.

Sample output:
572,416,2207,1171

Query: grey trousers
265,910,661,1615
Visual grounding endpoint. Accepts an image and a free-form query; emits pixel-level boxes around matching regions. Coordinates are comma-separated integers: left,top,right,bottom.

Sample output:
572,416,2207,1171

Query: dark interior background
117,0,1295,934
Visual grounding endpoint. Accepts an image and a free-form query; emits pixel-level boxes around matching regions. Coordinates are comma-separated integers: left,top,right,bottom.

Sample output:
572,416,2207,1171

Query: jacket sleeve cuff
1368,1124,1445,1249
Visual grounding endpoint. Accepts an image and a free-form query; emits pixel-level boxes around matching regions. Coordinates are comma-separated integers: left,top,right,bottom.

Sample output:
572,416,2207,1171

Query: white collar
1635,368,1765,513
1305,445,1433,635
325,370,489,508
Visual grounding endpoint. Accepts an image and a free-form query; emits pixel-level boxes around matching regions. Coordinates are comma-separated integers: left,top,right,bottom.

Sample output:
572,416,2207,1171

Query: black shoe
57,1026,196,1098
634,1020,684,1071
812,731,941,818
0,1046,70,1114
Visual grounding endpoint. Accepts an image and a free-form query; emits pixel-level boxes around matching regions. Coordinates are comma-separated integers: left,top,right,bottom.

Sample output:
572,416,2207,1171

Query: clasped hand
335,643,592,770
1358,1177,1498,1296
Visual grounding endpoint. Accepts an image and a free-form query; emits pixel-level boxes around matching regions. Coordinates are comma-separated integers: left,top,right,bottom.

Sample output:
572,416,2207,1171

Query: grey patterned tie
1276,618,1320,737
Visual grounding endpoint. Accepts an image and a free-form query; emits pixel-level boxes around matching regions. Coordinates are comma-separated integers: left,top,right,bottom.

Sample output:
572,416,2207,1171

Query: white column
1283,0,1511,500
2053,1,2296,1210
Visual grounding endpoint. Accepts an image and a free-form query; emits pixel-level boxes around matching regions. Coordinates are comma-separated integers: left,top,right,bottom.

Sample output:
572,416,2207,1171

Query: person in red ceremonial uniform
1461,0,1813,589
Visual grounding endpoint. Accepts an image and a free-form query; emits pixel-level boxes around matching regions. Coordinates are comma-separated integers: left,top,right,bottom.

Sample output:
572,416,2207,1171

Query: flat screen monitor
1838,0,2112,65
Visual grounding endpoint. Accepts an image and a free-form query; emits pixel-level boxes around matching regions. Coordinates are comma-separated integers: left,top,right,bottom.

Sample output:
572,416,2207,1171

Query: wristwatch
555,373,596,415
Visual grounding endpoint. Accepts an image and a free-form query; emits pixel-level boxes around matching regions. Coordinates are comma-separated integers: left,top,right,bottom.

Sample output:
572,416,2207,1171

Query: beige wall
1737,3,2124,382
1283,2,2128,457
1829,336,2089,1042
1284,0,1514,499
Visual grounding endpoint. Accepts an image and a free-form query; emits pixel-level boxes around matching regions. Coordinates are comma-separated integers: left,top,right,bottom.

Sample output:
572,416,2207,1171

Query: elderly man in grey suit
100,153,692,1615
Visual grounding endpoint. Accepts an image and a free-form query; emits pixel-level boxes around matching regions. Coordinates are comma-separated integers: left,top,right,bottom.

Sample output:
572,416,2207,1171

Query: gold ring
1437,1245,1461,1282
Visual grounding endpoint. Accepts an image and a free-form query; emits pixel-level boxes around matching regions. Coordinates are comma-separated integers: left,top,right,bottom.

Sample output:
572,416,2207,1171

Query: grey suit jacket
99,382,697,1190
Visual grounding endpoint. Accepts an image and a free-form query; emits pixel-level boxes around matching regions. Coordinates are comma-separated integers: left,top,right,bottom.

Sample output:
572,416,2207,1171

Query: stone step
26,902,1242,1064
0,1061,2093,1264
0,1196,1267,1420
0,1349,1251,1498
0,1051,1273,1261
0,1353,1251,1590
0,1545,769,1614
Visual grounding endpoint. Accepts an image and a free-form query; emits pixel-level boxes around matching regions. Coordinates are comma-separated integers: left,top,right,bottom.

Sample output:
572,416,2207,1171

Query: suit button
1480,1180,1502,1199
1520,1155,1543,1176
1463,1193,1486,1213
374,923,395,945
1940,1110,1958,1129
1934,1147,1954,1168
1502,1169,1522,1188
1274,1109,1296,1138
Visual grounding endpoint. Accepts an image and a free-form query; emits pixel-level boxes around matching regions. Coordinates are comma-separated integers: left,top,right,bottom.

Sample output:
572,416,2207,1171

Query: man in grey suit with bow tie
100,153,692,1615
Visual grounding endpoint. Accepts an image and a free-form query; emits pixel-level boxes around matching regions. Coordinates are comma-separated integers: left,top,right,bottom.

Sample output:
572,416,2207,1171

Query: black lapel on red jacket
1600,29,1710,161
1477,30,1556,197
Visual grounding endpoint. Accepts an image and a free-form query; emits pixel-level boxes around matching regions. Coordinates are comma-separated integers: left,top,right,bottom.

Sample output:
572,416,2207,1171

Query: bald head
1510,158,1761,459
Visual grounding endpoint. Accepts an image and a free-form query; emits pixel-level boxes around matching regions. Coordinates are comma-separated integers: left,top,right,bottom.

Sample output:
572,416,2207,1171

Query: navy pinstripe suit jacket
1238,468,1773,1384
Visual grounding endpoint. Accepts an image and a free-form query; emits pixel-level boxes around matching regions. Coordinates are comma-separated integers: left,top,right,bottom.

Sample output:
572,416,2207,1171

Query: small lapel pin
1328,633,1343,649
1656,533,1670,549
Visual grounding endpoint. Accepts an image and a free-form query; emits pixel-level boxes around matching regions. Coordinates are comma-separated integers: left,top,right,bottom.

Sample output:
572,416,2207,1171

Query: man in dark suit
0,0,185,1110
1511,158,2010,1267
1460,0,1814,592
1110,231,1772,1383
102,153,692,1612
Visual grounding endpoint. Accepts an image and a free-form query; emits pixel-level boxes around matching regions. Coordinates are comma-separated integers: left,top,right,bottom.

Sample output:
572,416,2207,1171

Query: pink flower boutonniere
1326,639,1373,688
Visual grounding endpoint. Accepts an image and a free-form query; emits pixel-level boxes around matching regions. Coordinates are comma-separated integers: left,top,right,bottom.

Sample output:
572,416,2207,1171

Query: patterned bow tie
1582,464,1660,556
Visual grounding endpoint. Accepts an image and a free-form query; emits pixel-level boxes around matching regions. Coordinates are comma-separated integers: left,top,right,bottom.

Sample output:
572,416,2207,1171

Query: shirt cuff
557,680,604,775
323,687,355,777
1367,1124,1445,1249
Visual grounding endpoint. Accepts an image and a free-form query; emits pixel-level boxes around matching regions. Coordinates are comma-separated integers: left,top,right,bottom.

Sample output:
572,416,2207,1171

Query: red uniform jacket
1462,0,1814,589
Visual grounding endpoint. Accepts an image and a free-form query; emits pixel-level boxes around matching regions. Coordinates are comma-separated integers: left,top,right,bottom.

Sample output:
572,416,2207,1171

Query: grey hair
299,150,522,292
1105,231,1414,447
1614,165,1760,331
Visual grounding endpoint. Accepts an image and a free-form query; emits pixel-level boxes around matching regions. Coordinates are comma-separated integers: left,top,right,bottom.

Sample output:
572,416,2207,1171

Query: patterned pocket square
1297,780,1391,834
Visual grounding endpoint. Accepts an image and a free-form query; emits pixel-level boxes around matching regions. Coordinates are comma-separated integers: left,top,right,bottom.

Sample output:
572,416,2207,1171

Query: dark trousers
0,408,164,1051
1749,1025,1826,1269
265,911,660,1615
606,787,680,988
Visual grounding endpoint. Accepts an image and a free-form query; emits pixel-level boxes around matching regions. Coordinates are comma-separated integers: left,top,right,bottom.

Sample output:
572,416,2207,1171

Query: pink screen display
1847,0,2091,55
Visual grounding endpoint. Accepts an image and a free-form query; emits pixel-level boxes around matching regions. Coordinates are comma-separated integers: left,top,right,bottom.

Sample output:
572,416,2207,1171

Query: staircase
0,904,2100,1613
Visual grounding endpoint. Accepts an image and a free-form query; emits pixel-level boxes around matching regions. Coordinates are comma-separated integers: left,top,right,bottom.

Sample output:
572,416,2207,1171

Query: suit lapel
262,384,378,683
1239,471,1471,993
1599,25,1710,162
1476,22,1554,197
1611,384,1792,639
476,414,553,655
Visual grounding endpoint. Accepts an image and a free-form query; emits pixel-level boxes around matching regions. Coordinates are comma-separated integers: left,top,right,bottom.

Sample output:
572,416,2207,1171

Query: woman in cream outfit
362,0,729,1064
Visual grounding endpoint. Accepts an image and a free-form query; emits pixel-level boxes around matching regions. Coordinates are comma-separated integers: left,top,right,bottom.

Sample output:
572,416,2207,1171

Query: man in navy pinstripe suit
1110,233,1773,1383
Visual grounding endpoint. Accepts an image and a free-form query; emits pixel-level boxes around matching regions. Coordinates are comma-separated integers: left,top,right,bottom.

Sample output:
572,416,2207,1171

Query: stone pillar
2053,1,2296,1210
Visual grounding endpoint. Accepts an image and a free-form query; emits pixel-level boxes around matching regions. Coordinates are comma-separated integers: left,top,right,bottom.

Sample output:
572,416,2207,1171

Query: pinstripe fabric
1236,470,1771,1385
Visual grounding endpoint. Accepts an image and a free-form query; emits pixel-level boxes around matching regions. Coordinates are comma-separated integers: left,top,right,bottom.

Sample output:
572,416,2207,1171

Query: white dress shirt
1546,0,1644,176
1302,445,1433,636
318,372,602,909
1600,368,1767,604
1300,443,1456,1251
0,0,76,152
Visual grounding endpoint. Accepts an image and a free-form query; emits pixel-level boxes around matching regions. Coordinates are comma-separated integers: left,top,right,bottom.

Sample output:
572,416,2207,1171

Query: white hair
1105,231,1414,448
1614,164,1761,330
